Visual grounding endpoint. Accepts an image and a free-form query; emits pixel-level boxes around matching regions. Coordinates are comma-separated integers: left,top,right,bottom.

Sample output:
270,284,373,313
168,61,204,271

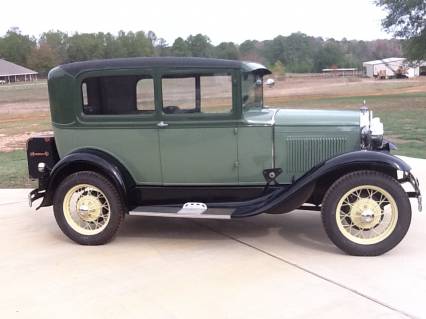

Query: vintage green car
27,57,422,255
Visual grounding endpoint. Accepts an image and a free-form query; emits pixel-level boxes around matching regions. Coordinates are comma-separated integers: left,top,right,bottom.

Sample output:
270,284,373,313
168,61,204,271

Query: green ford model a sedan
27,57,422,255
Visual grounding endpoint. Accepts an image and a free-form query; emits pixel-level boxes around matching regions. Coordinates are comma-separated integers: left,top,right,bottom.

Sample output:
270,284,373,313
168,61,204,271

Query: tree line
0,27,404,75
376,0,425,61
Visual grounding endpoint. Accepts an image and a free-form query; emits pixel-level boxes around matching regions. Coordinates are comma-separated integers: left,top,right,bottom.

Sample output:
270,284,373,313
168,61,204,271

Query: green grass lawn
268,92,426,159
0,81,48,104
377,109,426,158
0,150,35,188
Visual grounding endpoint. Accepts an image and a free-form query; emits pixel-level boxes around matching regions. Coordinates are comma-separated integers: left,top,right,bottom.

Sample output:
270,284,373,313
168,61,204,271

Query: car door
69,72,163,185
157,70,239,185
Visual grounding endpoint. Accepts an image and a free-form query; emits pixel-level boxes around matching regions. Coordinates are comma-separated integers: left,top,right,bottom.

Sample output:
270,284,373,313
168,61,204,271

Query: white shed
362,57,419,79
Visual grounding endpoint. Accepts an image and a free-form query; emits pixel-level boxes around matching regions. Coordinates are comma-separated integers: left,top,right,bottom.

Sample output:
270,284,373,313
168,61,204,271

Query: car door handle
157,121,168,128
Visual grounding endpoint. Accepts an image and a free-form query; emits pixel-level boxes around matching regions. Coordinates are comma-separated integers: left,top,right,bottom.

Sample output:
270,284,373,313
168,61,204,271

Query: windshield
242,72,264,110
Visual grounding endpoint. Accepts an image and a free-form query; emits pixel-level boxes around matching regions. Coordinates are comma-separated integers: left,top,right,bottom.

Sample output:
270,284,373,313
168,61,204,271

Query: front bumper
400,172,422,212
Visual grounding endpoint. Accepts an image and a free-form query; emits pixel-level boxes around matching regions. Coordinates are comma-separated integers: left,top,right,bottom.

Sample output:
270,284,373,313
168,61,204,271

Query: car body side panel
53,127,162,185
237,126,273,184
159,127,238,185
274,127,361,183
273,109,361,183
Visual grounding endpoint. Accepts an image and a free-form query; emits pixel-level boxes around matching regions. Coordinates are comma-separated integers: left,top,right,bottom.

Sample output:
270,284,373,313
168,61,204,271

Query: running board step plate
129,202,233,219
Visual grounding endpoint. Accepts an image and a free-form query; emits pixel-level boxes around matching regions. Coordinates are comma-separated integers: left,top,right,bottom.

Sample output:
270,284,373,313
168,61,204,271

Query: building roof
322,68,357,72
56,57,271,77
0,59,38,77
362,57,406,66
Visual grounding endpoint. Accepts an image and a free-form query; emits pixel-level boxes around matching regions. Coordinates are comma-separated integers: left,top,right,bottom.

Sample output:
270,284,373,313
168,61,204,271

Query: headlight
360,105,384,149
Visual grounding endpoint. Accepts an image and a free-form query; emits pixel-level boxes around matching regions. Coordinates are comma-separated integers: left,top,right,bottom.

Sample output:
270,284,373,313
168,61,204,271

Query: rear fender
37,149,136,209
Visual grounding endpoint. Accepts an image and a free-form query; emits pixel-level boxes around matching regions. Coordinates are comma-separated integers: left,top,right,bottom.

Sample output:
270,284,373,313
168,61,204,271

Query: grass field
266,92,426,158
0,150,35,188
0,76,425,188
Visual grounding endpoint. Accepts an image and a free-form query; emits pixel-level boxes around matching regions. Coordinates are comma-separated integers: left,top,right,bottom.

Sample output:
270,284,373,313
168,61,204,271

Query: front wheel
53,171,125,245
321,170,411,256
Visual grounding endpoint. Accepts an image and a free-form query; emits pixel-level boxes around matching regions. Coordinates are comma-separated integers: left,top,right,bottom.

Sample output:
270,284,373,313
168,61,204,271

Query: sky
0,0,391,44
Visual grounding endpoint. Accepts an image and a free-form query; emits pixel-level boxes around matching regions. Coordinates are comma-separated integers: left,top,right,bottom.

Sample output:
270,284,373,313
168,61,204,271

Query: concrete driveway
1,156,425,319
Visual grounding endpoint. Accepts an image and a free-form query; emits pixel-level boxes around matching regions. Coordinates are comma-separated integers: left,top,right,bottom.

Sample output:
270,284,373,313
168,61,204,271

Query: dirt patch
0,101,49,114
385,135,413,145
264,77,426,100
0,131,53,152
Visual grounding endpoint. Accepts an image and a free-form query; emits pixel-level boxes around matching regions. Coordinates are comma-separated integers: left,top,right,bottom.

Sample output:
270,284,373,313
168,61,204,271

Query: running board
129,202,233,219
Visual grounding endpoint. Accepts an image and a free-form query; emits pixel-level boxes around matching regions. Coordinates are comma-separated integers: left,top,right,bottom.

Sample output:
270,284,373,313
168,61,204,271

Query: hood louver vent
286,136,347,173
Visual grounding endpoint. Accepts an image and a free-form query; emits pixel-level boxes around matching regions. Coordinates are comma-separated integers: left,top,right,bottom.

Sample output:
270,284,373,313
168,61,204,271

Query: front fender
304,150,411,181
230,150,414,217
37,148,136,209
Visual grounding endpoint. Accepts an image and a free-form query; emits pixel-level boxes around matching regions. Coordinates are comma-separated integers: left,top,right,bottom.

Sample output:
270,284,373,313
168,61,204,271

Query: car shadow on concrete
117,210,339,254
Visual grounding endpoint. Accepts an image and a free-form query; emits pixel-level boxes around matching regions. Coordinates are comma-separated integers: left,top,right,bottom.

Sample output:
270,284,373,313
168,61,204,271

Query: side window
162,77,196,113
161,73,232,114
81,75,155,115
201,74,232,113
136,78,155,113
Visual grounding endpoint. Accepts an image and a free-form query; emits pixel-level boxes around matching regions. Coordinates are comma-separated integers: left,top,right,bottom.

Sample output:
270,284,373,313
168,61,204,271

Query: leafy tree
118,31,154,57
155,38,170,56
264,33,318,73
186,34,213,57
147,30,157,47
28,43,60,75
314,41,346,71
39,30,68,62
0,28,35,66
239,40,257,56
0,27,411,74
214,42,239,60
134,31,155,56
271,60,285,75
239,40,263,62
67,32,106,61
376,0,426,60
171,37,190,56
104,32,127,58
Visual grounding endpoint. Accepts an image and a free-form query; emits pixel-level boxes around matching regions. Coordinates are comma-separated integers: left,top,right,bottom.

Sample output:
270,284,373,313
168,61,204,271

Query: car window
200,75,232,113
161,73,232,114
162,77,196,113
81,75,155,115
136,78,155,112
242,72,263,110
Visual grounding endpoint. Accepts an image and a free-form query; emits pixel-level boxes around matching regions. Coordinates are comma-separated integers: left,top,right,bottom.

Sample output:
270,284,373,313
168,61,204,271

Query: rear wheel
321,170,411,256
53,171,125,245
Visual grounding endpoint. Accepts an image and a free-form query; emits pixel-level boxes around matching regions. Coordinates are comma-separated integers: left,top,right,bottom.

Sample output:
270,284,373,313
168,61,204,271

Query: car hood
243,108,360,126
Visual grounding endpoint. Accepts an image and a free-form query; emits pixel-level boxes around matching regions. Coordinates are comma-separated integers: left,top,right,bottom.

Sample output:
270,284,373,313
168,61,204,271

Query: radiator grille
286,136,347,173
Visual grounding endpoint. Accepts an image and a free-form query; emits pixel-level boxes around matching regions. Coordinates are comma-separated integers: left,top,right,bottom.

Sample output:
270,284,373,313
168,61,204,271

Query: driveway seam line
0,200,27,206
196,222,417,319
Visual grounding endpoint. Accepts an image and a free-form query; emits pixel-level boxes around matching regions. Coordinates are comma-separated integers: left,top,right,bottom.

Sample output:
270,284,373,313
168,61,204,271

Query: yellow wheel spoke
335,185,398,245
63,184,111,236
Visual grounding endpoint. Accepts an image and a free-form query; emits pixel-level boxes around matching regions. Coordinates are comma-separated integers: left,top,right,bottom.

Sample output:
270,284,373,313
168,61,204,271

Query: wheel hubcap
76,195,102,222
63,184,111,235
336,185,398,245
350,198,382,229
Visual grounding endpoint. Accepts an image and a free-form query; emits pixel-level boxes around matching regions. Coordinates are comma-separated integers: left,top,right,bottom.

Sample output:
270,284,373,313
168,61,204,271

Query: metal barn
362,57,419,79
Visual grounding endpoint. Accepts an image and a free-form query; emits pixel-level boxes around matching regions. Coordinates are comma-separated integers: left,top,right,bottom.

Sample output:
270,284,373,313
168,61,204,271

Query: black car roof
56,57,270,77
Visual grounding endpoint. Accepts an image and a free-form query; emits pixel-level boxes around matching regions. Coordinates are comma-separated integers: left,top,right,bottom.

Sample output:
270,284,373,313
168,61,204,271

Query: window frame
136,77,156,113
76,69,160,125
159,68,239,122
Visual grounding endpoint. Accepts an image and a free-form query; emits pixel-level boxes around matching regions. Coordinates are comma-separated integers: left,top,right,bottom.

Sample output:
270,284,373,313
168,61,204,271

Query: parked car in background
27,57,422,255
